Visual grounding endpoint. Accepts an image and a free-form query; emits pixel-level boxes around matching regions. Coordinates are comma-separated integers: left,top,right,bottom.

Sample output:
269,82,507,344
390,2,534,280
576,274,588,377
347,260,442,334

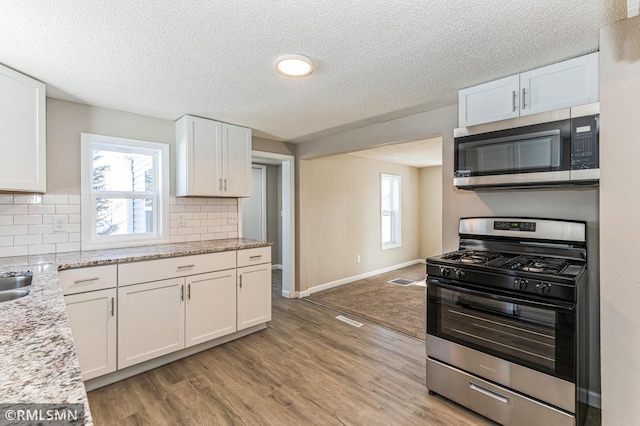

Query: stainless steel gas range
426,217,589,426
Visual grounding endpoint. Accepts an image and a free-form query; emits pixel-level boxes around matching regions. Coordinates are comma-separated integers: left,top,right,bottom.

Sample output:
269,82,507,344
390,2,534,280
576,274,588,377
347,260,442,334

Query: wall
298,154,420,291
599,14,640,424
265,164,282,265
0,98,290,256
419,166,442,258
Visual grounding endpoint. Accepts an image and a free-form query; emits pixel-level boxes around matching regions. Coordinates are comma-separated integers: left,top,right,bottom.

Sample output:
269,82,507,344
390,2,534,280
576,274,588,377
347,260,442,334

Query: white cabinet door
0,64,46,192
237,263,272,331
176,115,223,196
65,289,117,381
118,278,185,368
520,52,598,116
458,75,520,127
185,270,237,347
222,123,252,197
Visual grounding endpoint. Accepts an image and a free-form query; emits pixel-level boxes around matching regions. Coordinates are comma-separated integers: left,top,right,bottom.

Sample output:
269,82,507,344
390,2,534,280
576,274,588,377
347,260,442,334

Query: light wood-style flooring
87,271,493,425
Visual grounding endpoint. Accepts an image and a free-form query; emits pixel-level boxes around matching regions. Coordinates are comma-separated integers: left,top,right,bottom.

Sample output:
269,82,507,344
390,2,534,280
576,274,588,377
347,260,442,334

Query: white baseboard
272,264,283,270
302,259,425,298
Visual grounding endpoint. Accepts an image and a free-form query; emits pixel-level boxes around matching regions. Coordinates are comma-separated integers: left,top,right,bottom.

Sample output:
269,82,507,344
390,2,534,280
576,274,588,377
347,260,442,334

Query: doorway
240,151,295,298
242,165,267,241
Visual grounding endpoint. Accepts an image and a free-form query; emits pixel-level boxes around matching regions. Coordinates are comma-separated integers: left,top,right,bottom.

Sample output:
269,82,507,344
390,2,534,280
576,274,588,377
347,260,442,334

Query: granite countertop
0,238,271,425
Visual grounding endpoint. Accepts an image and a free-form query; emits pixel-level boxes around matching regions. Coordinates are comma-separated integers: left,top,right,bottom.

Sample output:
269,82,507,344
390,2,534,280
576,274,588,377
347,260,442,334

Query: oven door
427,279,575,383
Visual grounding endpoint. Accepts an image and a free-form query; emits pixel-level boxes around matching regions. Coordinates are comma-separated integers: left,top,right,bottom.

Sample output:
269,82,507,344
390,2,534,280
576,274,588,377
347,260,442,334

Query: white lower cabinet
64,289,117,381
118,278,185,369
237,263,272,331
186,270,237,347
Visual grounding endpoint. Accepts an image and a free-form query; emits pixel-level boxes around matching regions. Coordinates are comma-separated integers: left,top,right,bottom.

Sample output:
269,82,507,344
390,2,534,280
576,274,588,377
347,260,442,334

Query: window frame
380,173,401,250
81,133,170,250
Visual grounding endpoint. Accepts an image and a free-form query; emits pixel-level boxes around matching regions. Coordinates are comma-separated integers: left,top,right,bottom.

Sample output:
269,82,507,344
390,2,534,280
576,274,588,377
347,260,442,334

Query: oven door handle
428,279,575,312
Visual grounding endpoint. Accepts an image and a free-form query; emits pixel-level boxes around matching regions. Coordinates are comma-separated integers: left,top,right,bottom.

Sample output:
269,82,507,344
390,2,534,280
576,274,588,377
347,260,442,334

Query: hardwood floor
87,271,493,425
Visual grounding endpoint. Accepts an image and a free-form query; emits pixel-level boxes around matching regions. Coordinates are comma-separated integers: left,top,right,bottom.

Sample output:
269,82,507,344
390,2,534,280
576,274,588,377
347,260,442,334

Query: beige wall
298,154,420,290
419,166,442,258
599,15,640,424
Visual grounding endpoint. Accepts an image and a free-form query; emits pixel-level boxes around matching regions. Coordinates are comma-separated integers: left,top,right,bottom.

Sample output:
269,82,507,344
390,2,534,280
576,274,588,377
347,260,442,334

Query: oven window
427,283,575,381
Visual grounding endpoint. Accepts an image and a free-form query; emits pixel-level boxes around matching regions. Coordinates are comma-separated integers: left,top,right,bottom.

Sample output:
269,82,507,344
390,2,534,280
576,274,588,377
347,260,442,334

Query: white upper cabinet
176,115,252,197
0,63,46,192
458,52,599,127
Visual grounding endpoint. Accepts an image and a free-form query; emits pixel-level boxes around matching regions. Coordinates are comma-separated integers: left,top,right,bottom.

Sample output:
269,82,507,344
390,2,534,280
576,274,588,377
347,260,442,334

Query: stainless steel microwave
454,103,599,190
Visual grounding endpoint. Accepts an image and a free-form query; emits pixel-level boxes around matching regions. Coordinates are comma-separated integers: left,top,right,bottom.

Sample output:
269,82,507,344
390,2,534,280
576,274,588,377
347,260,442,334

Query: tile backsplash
0,194,239,257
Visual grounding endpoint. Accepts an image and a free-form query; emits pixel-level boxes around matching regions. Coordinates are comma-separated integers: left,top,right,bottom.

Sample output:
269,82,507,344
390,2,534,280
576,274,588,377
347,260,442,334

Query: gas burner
0,270,32,279
444,250,502,265
503,256,568,275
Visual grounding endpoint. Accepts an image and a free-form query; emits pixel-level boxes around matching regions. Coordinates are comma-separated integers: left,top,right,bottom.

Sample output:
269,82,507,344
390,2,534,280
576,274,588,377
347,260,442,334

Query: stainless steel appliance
454,103,599,189
426,217,589,426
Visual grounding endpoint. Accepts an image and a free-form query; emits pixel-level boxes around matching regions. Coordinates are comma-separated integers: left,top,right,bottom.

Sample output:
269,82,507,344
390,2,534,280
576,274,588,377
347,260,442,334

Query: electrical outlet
228,212,238,224
178,215,185,226
54,215,67,232
357,255,361,263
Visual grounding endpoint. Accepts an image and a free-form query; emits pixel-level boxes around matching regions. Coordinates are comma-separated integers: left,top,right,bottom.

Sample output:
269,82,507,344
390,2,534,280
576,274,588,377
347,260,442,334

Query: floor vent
335,315,363,327
388,278,414,286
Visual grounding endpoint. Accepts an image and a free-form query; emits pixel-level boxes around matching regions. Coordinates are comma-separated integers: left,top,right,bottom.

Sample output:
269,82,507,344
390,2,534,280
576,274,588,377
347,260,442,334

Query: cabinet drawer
118,251,236,286
237,247,271,267
59,265,118,295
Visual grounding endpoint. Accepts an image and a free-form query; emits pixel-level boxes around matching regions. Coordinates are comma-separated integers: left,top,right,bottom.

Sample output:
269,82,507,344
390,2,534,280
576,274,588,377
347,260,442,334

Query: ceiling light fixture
275,54,313,77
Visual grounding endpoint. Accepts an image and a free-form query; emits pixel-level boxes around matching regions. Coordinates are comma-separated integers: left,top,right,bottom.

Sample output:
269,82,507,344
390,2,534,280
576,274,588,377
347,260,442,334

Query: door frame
240,151,295,298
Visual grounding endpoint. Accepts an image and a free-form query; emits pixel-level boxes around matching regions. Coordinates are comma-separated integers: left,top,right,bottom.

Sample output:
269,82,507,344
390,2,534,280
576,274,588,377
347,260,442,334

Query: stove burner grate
444,250,502,265
503,256,568,275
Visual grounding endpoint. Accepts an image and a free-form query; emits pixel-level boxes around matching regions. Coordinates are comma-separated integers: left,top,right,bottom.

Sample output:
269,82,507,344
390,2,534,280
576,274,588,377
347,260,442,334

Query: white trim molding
629,0,639,17
301,259,425,298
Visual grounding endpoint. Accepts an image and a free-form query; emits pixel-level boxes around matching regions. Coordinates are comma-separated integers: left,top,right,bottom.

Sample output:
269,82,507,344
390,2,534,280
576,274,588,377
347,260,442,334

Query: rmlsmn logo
480,364,497,373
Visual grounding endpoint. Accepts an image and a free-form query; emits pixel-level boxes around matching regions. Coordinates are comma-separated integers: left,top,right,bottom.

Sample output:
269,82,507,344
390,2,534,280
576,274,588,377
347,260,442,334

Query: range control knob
536,282,551,296
454,269,466,280
514,278,529,290
439,267,451,277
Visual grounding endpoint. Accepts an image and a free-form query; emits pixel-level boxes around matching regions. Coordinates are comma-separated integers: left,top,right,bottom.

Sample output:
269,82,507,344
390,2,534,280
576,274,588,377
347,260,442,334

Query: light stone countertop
0,238,271,425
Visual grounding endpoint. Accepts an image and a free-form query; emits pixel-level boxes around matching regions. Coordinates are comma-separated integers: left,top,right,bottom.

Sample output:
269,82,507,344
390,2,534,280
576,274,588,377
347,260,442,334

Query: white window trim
81,133,170,250
381,173,401,250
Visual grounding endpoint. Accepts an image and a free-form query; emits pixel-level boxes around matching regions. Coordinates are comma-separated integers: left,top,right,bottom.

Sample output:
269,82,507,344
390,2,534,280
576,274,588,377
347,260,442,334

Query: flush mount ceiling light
275,54,313,77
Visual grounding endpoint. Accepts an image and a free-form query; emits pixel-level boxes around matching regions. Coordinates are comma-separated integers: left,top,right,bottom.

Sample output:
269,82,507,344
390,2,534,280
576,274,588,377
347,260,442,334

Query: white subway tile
14,195,42,204
68,195,81,205
0,225,28,236
0,195,14,205
28,205,56,215
208,198,222,205
180,212,193,220
170,235,186,243
170,228,177,236
227,205,238,212
56,204,80,214
227,231,238,238
0,246,27,257
169,197,178,205
186,219,201,227
68,233,81,242
28,244,56,255
56,242,81,253
193,212,208,220
214,232,228,239
208,226,221,233
200,206,215,212
0,236,13,247
185,205,201,213
178,227,193,235
15,235,42,245
43,233,69,244
224,198,237,206
170,220,178,228
170,204,185,213
14,215,42,225
213,219,227,226
65,224,81,233
177,198,193,205
192,227,208,234
42,194,69,205
200,233,216,241
184,234,202,242
207,212,222,219
200,219,216,227
42,215,54,224
29,224,54,235
221,225,235,232
0,205,28,215
214,206,228,212
68,214,81,224
0,215,12,226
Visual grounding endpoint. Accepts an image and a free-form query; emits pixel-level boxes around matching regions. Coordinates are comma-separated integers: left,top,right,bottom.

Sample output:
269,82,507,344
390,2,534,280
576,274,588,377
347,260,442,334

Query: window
381,173,401,249
81,133,169,250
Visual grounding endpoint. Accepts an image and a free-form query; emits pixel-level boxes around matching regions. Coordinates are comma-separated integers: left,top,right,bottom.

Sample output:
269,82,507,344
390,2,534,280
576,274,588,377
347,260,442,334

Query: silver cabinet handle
239,274,243,289
512,90,516,112
180,285,184,301
249,255,263,260
177,264,195,270
73,277,100,284
469,382,509,404
110,297,114,317
187,283,191,300
224,178,227,191
219,178,223,192
521,88,526,109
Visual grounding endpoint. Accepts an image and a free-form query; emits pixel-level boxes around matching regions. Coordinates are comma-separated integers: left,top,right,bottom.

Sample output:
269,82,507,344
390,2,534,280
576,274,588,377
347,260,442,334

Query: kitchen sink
0,288,31,303
0,271,33,303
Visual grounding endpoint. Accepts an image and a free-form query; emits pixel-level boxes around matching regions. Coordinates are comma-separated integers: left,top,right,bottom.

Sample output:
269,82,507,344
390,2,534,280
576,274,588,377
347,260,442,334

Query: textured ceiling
0,1,627,143
350,137,442,168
